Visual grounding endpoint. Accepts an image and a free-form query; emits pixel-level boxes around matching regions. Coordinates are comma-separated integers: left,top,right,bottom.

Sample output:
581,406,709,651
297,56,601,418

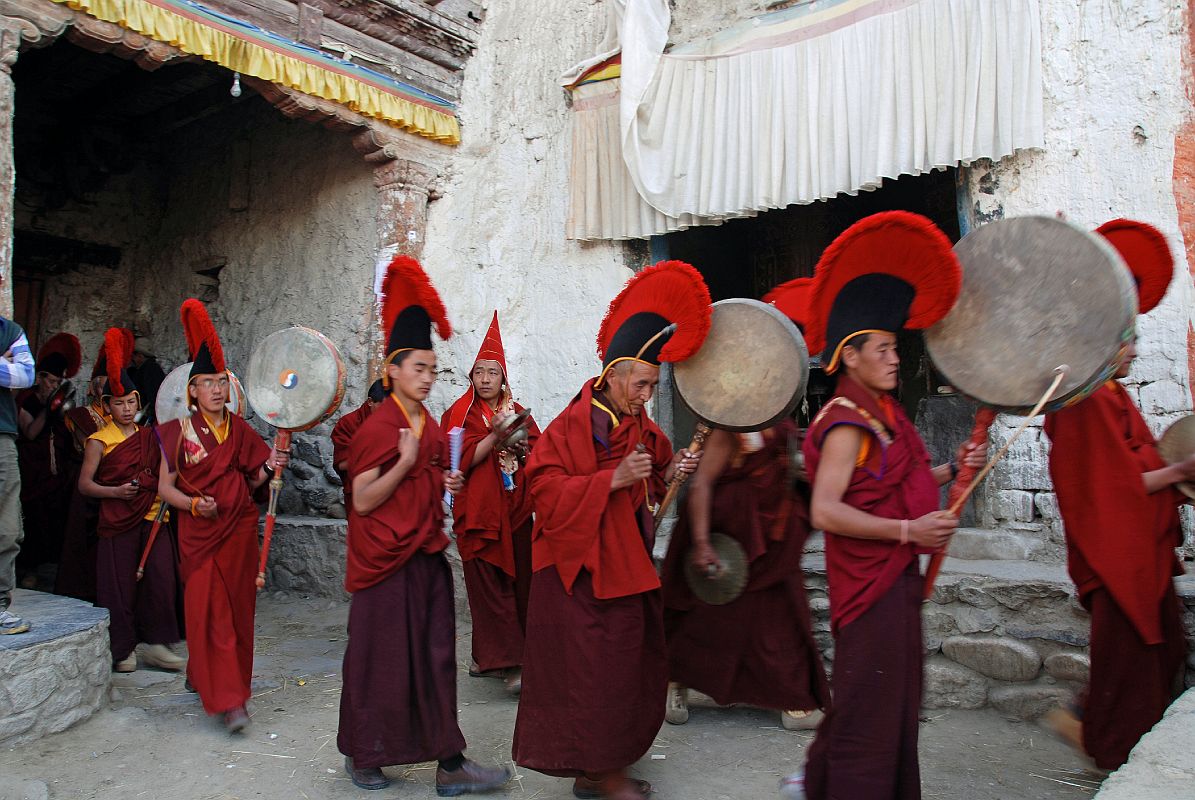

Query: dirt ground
3,591,1106,800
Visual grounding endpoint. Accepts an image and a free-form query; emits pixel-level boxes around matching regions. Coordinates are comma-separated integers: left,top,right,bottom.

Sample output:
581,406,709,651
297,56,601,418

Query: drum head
672,298,808,432
1158,415,1195,500
684,533,749,606
925,217,1136,414
156,363,246,423
246,327,346,431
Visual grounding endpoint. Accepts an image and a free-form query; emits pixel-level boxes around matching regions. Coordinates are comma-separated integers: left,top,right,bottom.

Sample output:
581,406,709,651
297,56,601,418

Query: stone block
1044,652,1090,684
1033,492,1059,522
264,516,349,599
922,610,958,653
942,635,1041,682
988,684,1071,720
992,460,1049,492
5,667,57,714
989,490,1035,523
945,528,1044,561
0,710,36,740
1139,380,1190,416
922,657,988,709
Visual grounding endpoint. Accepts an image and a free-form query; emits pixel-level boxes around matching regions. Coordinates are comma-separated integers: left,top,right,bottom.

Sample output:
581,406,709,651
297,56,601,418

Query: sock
439,753,465,772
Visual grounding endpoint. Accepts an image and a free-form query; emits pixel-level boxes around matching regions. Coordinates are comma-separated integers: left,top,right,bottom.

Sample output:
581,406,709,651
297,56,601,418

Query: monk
791,213,983,800
514,261,711,800
442,312,540,693
156,300,287,733
338,255,511,796
78,328,183,673
16,333,81,587
1043,219,1194,770
330,377,385,510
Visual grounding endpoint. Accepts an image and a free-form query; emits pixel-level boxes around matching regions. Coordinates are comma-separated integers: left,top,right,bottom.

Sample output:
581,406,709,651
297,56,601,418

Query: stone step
942,527,1047,561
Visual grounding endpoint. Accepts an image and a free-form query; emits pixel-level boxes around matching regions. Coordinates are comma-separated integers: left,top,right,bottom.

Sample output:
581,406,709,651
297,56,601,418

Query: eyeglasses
194,377,230,390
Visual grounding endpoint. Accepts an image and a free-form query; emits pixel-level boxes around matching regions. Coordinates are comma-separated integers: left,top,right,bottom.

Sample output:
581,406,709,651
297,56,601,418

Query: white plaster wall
421,0,631,424
959,0,1195,553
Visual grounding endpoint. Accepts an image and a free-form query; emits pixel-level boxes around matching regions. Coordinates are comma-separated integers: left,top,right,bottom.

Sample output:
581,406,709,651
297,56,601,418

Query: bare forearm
1144,465,1184,494
158,480,193,511
812,500,902,542
469,434,498,468
932,463,954,486
686,480,714,545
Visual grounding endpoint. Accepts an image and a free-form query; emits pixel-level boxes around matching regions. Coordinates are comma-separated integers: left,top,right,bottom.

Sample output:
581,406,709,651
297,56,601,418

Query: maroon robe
56,404,108,600
441,397,541,672
158,412,270,715
16,391,73,571
800,376,940,800
337,396,466,768
513,380,671,777
330,401,372,508
1044,382,1187,769
661,421,830,712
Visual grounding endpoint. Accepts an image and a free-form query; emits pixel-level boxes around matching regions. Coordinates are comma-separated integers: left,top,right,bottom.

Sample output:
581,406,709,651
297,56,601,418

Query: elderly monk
337,255,511,796
789,213,985,800
1043,219,1194,770
156,300,288,734
78,328,183,674
330,378,386,510
442,311,540,694
513,261,712,800
661,278,829,732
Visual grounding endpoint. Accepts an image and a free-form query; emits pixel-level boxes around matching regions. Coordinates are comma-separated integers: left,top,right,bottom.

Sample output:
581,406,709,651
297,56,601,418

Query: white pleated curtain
565,0,1044,241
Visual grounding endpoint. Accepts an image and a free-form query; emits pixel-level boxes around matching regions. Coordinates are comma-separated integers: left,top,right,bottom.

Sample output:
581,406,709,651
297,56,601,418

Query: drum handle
653,422,712,529
923,365,1068,600
256,429,291,590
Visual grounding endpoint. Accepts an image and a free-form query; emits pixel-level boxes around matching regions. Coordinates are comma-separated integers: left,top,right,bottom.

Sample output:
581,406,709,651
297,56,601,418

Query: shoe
184,678,196,693
114,653,137,673
781,709,824,731
779,769,806,800
345,756,391,790
435,759,511,796
573,776,652,798
504,668,522,696
224,706,250,734
1043,707,1084,753
0,609,30,635
140,643,186,671
665,682,689,725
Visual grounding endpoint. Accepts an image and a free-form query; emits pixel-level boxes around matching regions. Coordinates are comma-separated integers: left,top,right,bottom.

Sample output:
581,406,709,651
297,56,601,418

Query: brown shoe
504,668,522,696
345,756,391,791
223,706,250,734
435,759,511,796
573,776,652,799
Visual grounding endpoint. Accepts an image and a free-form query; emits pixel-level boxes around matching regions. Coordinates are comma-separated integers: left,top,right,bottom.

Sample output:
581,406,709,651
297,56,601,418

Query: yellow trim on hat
825,330,890,375
380,348,413,389
595,357,660,389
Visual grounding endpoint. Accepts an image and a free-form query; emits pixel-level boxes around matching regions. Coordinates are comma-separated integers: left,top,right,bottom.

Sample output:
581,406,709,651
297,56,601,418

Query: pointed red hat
103,327,139,398
36,333,82,379
1095,219,1173,315
763,277,814,332
596,260,712,375
181,299,226,378
473,311,508,377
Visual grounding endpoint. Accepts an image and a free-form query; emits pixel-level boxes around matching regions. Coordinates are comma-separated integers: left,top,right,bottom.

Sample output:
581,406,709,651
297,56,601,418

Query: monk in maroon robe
78,331,183,673
337,254,511,795
330,379,385,510
792,213,982,800
156,300,284,733
442,312,540,690
1042,219,1194,770
514,260,711,800
661,420,829,727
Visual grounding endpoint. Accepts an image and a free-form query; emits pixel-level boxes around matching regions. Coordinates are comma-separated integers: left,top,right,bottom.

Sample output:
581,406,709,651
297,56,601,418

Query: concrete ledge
0,590,110,747
1094,688,1195,800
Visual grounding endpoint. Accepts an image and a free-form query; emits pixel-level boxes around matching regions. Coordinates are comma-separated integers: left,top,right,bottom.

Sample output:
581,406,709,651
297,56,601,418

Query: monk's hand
196,495,218,519
612,451,653,490
1173,454,1195,483
114,482,139,500
956,440,987,470
690,541,723,577
673,449,702,475
270,448,290,472
909,510,958,550
444,469,464,495
397,428,419,469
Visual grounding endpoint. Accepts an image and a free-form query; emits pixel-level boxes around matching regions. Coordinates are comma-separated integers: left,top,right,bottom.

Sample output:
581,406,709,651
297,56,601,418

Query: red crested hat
103,327,139,398
763,277,814,333
36,333,82,379
807,211,960,374
181,299,226,379
92,328,133,380
381,255,451,355
1095,219,1173,315
596,260,712,380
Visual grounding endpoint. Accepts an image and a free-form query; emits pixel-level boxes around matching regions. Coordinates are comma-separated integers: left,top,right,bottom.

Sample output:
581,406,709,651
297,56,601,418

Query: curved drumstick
653,422,711,529
256,430,291,590
922,366,1068,599
135,502,169,581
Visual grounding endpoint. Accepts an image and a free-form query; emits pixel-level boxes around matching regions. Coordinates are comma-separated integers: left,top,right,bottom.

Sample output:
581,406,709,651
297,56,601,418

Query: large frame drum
245,327,346,432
